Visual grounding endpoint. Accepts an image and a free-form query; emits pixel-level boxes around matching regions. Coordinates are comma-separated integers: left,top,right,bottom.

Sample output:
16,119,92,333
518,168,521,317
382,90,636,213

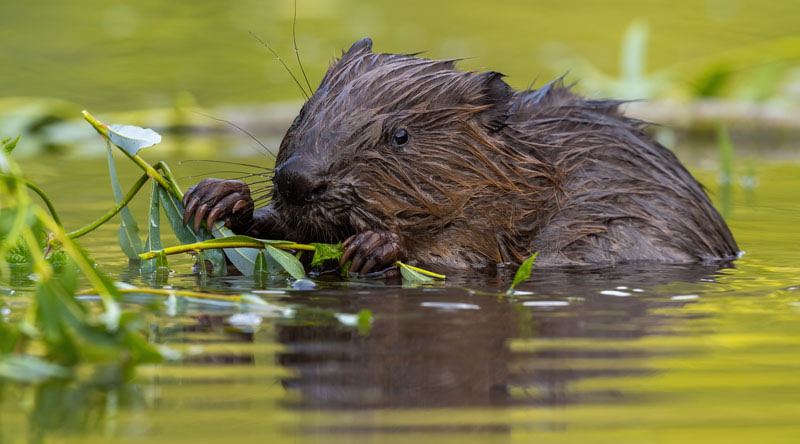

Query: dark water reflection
275,263,732,410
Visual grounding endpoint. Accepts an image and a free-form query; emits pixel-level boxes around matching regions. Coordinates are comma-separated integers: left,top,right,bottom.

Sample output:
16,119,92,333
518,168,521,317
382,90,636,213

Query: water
1,0,798,110
2,143,799,443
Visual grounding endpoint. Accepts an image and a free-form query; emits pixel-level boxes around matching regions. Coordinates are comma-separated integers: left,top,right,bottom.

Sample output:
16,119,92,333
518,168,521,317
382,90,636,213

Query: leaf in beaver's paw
310,242,343,268
107,124,162,156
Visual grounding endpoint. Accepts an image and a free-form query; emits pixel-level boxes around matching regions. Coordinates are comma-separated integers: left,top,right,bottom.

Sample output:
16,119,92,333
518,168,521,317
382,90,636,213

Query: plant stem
67,173,149,239
38,207,122,325
139,240,315,260
130,154,173,197
79,287,245,303
82,110,175,199
394,261,447,279
12,178,62,227
154,161,183,199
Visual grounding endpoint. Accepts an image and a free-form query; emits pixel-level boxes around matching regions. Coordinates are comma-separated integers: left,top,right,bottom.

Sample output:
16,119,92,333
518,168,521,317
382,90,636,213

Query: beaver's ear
472,71,514,132
342,38,373,58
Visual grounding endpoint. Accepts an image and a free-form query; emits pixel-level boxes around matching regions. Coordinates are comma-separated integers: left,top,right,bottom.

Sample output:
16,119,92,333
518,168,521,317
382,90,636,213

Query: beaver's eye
392,129,409,147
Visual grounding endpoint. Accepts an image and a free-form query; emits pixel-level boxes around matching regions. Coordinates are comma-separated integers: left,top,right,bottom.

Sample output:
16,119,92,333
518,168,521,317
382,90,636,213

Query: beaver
182,37,738,276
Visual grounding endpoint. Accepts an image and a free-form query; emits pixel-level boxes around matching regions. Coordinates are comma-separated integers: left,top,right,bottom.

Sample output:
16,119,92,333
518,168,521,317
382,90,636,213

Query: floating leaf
106,124,162,156
396,261,445,283
310,242,343,267
106,142,144,260
507,252,539,294
265,245,306,280
397,262,435,283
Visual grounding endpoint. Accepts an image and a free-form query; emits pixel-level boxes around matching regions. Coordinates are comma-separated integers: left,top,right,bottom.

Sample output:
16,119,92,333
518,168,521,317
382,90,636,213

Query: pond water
2,138,799,443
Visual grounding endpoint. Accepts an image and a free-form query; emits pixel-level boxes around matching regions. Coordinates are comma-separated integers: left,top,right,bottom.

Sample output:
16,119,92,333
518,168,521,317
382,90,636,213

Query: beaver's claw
340,230,406,277
182,178,254,233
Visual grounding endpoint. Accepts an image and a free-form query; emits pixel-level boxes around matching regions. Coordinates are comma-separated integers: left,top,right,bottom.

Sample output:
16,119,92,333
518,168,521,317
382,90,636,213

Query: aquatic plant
0,137,162,382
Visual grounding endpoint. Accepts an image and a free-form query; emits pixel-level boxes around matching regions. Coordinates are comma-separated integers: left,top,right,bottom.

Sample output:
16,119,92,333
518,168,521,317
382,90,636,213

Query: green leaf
396,261,445,282
310,242,343,267
192,234,294,247
55,234,122,331
106,124,162,156
254,249,267,275
106,142,144,260
1,135,20,155
156,251,169,273
6,243,30,264
141,182,162,274
398,262,435,283
265,245,306,280
210,225,261,276
507,252,539,294
196,250,208,275
207,227,304,276
157,186,225,274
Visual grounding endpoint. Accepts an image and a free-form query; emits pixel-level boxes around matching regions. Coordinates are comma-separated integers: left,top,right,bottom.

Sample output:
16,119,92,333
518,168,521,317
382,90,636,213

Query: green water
2,0,800,441
1,0,798,110
2,144,799,443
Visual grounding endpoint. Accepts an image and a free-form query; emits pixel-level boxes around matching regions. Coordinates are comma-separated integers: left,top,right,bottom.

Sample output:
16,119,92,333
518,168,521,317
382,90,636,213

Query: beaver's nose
273,157,327,206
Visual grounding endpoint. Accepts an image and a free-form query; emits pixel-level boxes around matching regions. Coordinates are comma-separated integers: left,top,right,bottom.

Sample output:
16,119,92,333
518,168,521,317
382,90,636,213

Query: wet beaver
182,37,738,275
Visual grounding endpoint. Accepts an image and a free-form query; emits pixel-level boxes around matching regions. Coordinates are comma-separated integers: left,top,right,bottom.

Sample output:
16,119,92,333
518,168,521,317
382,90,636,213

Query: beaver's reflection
277,263,732,409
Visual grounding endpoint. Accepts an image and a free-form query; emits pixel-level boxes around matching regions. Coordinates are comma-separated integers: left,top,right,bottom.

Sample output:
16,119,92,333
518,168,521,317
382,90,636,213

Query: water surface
2,146,799,443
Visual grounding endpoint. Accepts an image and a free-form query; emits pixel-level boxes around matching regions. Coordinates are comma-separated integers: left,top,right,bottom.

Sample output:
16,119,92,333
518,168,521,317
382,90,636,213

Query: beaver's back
504,81,738,265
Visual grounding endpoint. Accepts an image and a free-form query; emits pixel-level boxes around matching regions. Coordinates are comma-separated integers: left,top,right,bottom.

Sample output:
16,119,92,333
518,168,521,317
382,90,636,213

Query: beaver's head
269,38,525,244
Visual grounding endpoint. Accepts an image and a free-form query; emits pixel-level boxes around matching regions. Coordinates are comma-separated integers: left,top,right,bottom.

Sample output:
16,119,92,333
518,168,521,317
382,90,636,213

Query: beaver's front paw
340,230,407,277
182,178,254,233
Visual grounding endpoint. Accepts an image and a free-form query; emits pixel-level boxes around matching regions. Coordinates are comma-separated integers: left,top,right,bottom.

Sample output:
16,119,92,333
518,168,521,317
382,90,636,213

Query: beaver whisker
179,159,273,170
191,112,278,157
180,171,270,182
244,180,275,189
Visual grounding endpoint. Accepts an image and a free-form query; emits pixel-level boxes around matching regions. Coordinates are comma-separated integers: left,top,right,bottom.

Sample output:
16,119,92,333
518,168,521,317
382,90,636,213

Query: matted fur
265,38,738,267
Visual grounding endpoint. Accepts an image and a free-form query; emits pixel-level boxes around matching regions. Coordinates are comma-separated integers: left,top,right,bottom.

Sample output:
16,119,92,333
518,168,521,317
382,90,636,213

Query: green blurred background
1,0,798,110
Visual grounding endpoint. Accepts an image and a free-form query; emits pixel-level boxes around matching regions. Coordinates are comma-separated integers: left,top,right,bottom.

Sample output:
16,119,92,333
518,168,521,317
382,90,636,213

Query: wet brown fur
266,38,738,267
